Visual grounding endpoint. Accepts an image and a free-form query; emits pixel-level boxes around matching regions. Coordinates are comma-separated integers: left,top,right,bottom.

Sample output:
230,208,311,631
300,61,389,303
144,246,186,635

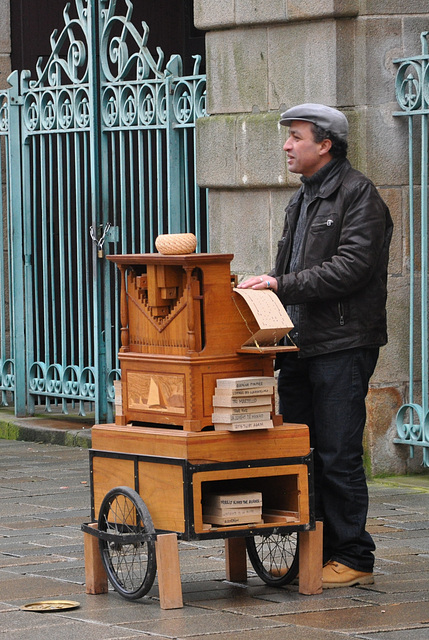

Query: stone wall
194,1,429,474
0,0,10,90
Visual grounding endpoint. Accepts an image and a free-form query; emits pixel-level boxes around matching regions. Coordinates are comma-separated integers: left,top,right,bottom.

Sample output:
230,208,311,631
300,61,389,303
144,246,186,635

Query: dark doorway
11,0,205,76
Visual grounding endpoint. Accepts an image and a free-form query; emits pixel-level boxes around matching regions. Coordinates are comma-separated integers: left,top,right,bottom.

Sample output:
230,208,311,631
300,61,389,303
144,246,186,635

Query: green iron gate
394,30,429,466
0,0,208,423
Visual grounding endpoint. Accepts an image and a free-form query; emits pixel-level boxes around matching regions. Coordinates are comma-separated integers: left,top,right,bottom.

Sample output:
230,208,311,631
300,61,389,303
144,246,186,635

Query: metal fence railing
394,30,429,466
0,0,207,423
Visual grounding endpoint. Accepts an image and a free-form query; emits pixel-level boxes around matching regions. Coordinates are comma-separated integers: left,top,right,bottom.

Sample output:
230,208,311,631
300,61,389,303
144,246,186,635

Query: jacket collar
288,157,351,209
315,157,351,198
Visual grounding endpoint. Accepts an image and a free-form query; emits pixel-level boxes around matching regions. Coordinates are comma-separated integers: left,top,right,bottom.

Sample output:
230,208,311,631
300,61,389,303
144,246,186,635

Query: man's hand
236,275,278,292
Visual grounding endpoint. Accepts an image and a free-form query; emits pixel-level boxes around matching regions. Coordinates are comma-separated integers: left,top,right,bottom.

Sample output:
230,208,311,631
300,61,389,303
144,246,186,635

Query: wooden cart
82,253,322,608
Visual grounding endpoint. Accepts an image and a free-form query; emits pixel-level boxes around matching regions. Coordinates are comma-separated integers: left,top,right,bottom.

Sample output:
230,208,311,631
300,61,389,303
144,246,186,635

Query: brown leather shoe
322,560,374,588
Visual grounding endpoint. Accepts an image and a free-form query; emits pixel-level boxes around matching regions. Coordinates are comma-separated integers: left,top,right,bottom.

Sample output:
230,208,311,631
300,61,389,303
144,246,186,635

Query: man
237,103,393,588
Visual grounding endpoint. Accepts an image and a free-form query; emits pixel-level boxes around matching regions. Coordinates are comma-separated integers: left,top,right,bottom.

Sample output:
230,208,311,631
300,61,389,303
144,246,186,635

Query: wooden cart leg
225,537,248,582
298,520,323,595
83,522,108,594
155,533,183,609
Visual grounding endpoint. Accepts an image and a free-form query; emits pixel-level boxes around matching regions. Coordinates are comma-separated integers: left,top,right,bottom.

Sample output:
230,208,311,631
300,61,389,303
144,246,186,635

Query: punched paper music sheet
233,288,293,347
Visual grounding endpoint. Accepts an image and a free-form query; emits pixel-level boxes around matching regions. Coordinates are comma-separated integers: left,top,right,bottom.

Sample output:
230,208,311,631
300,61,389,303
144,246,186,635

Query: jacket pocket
338,301,345,326
310,213,338,233
274,236,290,275
302,298,349,344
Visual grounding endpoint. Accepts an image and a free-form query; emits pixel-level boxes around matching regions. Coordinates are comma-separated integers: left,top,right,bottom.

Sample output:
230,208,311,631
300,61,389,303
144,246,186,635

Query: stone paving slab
0,609,80,633
0,542,84,559
22,566,86,583
187,592,373,616
273,600,429,634
367,507,424,519
11,489,91,508
0,574,85,599
0,482,79,494
0,555,75,569
373,476,429,490
374,555,429,572
358,574,429,595
66,593,214,623
373,538,429,554
174,627,350,640
353,592,429,606
363,630,429,640
116,609,292,636
1,512,90,530
175,578,249,595
0,610,154,640
377,523,429,534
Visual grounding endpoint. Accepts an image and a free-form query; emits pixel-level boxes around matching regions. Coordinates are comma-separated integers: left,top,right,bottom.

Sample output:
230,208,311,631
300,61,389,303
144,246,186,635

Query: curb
0,416,92,448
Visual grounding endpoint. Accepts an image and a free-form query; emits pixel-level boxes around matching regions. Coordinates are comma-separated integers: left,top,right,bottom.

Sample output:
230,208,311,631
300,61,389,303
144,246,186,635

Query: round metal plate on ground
21,600,80,612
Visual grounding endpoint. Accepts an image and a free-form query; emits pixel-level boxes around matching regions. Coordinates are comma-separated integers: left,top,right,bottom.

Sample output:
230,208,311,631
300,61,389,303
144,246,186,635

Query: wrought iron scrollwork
395,61,422,112
31,0,90,89
395,31,429,113
100,0,165,82
99,2,206,130
0,92,8,132
29,361,96,401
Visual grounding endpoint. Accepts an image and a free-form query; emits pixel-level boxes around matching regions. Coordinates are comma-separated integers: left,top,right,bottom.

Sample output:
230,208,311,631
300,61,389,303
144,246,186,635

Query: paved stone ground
1,438,429,639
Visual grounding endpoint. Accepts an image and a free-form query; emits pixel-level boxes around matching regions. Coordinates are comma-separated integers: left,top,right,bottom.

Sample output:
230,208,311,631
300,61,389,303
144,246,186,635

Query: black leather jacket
272,158,393,358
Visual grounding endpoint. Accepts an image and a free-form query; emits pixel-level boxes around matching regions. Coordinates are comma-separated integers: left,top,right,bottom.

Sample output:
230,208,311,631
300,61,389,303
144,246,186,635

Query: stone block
194,0,359,29
354,105,409,186
208,189,273,276
208,187,297,278
0,1,10,53
235,112,286,187
0,56,11,90
335,19,357,107
193,0,234,30
373,274,410,386
344,108,363,170
268,21,338,109
269,188,296,264
402,17,429,58
355,17,402,107
196,115,237,188
235,1,286,25
360,1,429,15
205,28,268,114
378,187,403,277
197,112,302,189
403,186,422,273
365,385,408,476
286,0,358,21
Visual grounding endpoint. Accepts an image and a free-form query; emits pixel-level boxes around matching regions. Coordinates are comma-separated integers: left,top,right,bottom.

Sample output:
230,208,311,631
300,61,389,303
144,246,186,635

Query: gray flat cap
280,103,348,141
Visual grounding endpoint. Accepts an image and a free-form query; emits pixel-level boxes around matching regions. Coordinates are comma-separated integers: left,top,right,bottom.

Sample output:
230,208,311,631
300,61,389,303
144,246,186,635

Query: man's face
283,120,330,177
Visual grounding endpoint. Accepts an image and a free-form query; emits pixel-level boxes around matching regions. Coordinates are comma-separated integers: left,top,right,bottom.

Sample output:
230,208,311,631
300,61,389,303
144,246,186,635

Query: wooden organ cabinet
107,252,293,432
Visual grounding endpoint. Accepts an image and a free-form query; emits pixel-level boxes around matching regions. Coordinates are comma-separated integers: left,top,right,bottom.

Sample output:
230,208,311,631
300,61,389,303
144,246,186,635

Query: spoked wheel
246,532,299,586
98,486,157,599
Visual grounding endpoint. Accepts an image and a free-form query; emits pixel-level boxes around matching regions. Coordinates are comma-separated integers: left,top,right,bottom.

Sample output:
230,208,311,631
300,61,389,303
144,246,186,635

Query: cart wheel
246,532,299,586
98,486,157,599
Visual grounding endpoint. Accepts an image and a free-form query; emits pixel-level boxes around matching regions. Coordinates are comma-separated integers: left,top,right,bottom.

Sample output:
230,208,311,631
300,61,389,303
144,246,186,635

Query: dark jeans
278,347,379,572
